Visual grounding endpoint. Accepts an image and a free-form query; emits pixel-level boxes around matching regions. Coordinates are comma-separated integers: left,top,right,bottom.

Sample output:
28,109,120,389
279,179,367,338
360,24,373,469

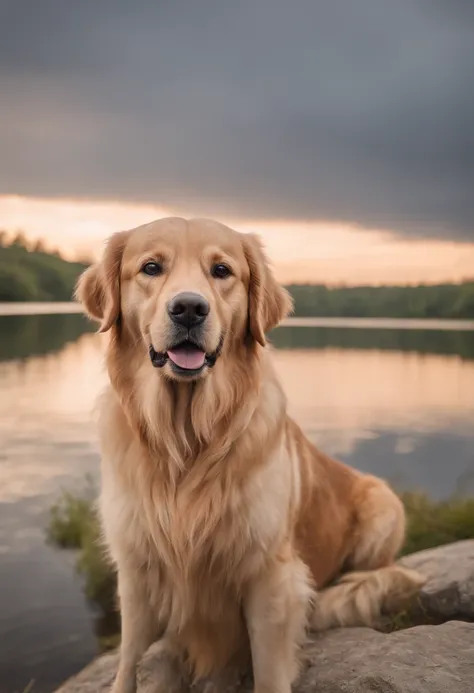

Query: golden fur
76,217,425,693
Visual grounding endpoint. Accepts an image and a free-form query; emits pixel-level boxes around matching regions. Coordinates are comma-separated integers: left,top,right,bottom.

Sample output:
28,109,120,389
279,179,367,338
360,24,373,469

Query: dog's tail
310,565,426,631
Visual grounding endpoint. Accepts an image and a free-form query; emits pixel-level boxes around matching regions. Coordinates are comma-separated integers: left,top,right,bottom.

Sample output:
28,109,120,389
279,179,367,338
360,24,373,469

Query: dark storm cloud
1,0,473,240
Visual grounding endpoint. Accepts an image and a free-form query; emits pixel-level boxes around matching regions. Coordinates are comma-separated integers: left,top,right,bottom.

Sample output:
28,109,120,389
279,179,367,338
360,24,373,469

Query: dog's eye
141,262,163,277
211,263,232,279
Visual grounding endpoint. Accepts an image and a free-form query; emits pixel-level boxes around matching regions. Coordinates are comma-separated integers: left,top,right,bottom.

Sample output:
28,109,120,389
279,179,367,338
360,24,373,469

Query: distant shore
281,316,474,331
2,301,474,331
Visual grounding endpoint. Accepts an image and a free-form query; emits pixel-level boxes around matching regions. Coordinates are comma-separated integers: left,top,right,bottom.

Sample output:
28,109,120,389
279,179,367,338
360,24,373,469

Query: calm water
1,312,474,692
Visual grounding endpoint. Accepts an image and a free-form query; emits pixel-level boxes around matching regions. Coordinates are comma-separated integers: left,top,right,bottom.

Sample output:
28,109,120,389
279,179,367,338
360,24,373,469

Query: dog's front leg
111,566,159,693
244,553,312,693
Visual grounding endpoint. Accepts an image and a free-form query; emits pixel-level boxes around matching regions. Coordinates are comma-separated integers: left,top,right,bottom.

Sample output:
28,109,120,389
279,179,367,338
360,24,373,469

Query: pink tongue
167,346,206,370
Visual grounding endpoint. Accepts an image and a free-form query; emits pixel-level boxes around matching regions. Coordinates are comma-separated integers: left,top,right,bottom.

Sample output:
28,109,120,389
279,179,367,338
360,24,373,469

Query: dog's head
76,217,292,382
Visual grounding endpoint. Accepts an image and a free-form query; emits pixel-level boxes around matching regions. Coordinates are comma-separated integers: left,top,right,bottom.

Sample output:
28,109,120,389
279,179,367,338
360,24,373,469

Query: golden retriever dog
76,217,424,693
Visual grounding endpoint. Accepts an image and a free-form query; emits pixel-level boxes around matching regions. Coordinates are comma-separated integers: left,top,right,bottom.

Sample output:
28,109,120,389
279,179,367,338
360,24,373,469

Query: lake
1,309,473,692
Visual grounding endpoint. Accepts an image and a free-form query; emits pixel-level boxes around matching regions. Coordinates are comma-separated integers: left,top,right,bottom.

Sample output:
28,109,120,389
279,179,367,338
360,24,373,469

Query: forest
287,281,474,320
0,232,88,302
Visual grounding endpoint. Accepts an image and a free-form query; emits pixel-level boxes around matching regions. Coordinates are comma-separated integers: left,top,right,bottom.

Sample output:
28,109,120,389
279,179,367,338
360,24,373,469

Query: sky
1,1,473,284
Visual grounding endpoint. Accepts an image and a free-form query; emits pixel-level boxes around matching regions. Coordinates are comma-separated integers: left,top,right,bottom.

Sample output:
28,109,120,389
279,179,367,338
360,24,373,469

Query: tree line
0,233,472,318
287,282,474,320
0,232,88,302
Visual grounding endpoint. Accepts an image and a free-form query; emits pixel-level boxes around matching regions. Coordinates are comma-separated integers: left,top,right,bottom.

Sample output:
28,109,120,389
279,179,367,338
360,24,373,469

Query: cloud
1,0,473,239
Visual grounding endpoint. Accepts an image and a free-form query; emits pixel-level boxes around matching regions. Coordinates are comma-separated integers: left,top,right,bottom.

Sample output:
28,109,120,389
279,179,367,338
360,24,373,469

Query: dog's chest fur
99,393,293,674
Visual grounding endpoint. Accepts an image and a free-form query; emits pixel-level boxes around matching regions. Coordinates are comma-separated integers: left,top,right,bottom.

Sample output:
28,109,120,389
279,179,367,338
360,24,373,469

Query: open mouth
149,338,223,376
167,341,206,373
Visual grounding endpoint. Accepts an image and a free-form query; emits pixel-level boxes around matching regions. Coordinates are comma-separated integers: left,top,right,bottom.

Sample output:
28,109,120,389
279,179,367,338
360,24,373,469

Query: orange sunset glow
1,195,473,285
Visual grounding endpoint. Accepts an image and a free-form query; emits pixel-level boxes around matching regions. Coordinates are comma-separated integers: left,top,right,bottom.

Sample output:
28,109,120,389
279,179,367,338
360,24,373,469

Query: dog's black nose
167,292,210,327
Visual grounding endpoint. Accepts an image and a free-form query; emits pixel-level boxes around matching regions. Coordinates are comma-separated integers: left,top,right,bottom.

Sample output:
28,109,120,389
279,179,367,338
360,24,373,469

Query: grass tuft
401,492,474,556
47,478,96,549
46,475,118,624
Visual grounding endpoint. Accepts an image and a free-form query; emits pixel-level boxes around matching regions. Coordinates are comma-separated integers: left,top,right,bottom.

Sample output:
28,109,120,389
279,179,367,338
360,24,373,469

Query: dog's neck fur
105,325,285,489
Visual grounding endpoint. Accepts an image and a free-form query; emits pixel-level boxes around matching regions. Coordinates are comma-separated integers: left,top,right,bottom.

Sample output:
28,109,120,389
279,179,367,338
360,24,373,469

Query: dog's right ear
75,231,129,333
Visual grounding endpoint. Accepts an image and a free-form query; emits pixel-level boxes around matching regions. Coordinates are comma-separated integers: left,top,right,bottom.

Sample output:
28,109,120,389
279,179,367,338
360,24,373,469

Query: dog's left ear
242,233,293,346
75,231,129,333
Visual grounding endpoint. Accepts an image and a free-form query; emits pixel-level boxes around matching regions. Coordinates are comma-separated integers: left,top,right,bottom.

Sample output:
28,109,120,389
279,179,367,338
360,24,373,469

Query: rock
57,542,474,692
57,621,474,693
400,540,474,622
56,650,118,693
300,622,474,692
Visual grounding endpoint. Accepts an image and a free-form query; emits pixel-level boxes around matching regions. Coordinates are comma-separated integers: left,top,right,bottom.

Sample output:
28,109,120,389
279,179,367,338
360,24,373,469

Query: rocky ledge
57,541,474,693
401,539,474,623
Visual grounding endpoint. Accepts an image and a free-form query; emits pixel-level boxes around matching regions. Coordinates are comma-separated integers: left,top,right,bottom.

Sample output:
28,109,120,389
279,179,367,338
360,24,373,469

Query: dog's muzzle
149,334,224,376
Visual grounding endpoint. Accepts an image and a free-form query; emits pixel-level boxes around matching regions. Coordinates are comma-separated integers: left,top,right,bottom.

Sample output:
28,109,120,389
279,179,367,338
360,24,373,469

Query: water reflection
0,314,473,692
275,347,474,436
0,333,106,506
0,313,94,362
273,344,474,496
271,324,474,360
0,316,104,693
